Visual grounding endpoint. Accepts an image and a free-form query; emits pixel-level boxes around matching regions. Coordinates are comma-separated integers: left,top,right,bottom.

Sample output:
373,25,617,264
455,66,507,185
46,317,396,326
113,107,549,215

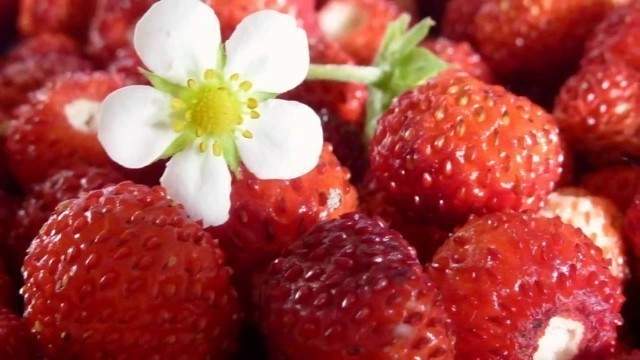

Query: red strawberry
5,71,124,187
554,60,640,166
258,213,455,359
281,37,367,124
320,110,368,183
22,182,241,359
0,34,92,112
430,211,624,359
207,144,357,294
540,187,629,280
423,37,495,83
0,309,40,360
7,166,125,280
581,166,640,212
208,0,319,41
369,73,564,228
18,0,97,40
441,0,486,41
318,0,401,65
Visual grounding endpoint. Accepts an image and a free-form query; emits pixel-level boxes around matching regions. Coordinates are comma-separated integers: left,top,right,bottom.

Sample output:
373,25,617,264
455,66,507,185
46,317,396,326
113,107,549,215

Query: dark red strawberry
430,211,624,359
423,37,495,83
22,182,241,359
441,0,486,41
258,213,455,359
623,192,640,258
369,73,563,228
581,166,640,212
0,259,17,312
0,34,92,112
0,191,18,256
281,37,367,124
318,0,401,65
320,109,368,183
554,60,640,166
0,309,40,360
7,166,125,280
5,71,124,187
18,0,97,40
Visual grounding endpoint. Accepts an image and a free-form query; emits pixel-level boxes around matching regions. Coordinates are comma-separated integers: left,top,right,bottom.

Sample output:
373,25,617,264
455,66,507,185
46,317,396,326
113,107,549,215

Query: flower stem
307,64,384,85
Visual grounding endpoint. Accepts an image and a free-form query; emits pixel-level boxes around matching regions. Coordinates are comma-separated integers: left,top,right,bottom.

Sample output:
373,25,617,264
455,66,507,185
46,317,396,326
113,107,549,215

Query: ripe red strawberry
208,0,319,41
369,73,564,228
430,211,624,359
581,166,640,212
207,144,357,291
7,166,125,280
5,71,124,187
554,60,640,166
318,0,401,65
281,37,367,124
0,309,40,360
258,213,455,359
320,110,368,183
18,0,97,40
441,0,485,41
540,187,629,280
423,37,495,83
0,34,92,112
22,182,241,359
582,1,640,70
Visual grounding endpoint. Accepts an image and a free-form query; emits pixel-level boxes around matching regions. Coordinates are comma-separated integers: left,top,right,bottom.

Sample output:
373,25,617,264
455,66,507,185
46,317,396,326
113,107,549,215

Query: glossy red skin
369,73,563,228
5,72,123,188
583,1,640,70
207,144,358,288
318,0,401,65
282,37,367,124
22,182,241,359
0,309,40,360
430,211,624,359
581,166,640,212
0,34,92,113
554,61,640,166
18,0,96,40
259,213,455,360
423,37,495,83
7,166,125,280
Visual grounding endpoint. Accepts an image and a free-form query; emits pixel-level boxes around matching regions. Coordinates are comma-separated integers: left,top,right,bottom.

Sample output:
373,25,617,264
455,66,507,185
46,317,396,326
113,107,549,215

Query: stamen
213,142,223,156
242,130,254,139
230,73,240,82
187,79,198,89
204,69,216,81
247,98,258,110
196,127,204,137
172,121,185,132
171,98,184,110
239,81,253,92
250,111,260,119
199,141,207,153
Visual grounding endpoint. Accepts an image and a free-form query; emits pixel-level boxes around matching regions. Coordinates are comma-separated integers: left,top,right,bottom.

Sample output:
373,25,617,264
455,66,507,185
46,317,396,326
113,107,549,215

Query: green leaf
391,48,448,93
373,14,411,66
141,70,190,98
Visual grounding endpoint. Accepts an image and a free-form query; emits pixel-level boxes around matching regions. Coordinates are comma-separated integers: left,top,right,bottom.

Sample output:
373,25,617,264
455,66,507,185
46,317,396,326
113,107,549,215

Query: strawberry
581,166,640,212
368,73,564,228
554,60,640,166
539,187,629,280
22,182,241,359
0,309,40,360
208,0,319,41
106,47,149,86
423,37,495,83
207,144,357,297
320,109,368,183
0,259,17,312
258,213,455,359
7,166,125,280
5,71,124,187
430,211,624,359
0,34,92,112
441,0,485,41
18,0,97,40
318,0,401,65
281,37,367,124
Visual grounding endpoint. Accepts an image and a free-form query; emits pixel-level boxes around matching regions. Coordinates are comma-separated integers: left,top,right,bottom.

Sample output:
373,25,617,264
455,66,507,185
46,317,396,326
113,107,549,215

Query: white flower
98,0,323,227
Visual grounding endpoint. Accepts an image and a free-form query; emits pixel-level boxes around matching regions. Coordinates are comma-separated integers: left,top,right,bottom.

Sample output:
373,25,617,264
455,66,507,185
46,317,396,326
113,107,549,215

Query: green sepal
141,69,190,98
161,132,194,158
219,135,240,173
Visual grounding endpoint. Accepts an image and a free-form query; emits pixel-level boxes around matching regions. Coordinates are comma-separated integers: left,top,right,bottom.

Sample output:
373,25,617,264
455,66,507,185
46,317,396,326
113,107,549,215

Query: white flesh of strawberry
319,1,363,39
65,99,101,133
533,317,585,360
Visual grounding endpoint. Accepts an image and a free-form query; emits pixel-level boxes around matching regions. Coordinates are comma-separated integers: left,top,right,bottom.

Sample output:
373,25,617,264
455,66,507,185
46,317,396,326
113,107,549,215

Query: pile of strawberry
1,0,640,359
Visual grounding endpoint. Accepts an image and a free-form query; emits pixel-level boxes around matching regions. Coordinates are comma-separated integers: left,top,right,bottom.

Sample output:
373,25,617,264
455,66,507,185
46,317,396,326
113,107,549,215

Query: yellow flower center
191,86,242,137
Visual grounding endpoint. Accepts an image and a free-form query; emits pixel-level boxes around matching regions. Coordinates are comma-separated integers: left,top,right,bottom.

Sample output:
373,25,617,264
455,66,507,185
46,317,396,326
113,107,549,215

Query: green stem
307,64,384,85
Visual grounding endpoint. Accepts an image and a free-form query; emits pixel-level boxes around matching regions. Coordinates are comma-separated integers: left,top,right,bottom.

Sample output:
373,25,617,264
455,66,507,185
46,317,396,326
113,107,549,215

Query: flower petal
225,10,309,93
237,99,323,179
98,85,178,169
161,145,232,227
134,0,221,84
